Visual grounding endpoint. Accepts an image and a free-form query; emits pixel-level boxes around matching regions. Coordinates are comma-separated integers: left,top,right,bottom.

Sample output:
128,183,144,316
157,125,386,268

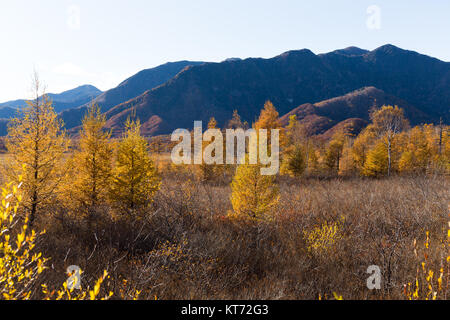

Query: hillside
279,86,430,136
99,44,449,137
0,85,102,114
61,61,205,129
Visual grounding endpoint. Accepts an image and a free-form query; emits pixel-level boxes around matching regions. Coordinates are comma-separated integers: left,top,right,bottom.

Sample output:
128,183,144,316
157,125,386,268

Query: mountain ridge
60,61,205,129
0,84,102,115
98,44,449,137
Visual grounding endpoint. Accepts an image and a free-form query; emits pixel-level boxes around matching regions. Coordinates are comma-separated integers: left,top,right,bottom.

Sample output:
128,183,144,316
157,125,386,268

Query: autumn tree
227,110,246,129
199,117,223,182
285,115,299,145
67,104,113,225
441,126,450,173
362,142,388,177
254,100,285,148
4,74,69,227
370,106,409,176
339,140,356,176
109,118,160,216
423,123,450,173
230,155,279,221
254,101,281,131
398,126,432,173
324,132,345,174
352,126,376,173
282,145,306,177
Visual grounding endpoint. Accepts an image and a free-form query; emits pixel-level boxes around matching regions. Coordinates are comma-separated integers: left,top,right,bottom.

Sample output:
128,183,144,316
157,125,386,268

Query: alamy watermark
171,121,280,175
66,265,82,290
367,265,381,290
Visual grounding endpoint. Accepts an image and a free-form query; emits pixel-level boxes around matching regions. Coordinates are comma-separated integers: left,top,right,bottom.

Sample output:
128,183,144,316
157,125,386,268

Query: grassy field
1,148,449,299
32,171,449,300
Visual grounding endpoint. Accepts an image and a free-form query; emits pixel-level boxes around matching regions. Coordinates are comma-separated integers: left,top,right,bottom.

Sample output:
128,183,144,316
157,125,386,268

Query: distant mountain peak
278,49,316,59
371,43,406,55
223,58,242,63
332,46,369,56
0,85,102,113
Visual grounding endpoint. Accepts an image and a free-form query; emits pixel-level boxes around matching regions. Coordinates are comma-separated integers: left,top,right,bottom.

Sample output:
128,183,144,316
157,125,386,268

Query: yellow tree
254,101,282,131
307,147,320,175
398,126,432,173
254,100,285,148
109,118,160,216
230,155,279,221
254,101,284,174
281,145,306,177
324,132,345,174
444,127,450,173
423,123,450,173
352,126,376,173
370,106,409,176
339,140,356,176
285,115,299,146
4,75,69,227
199,117,221,181
362,142,388,177
67,104,113,224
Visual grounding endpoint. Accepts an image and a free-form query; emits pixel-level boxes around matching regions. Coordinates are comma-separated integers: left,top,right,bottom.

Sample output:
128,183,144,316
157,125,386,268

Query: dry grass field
26,168,447,300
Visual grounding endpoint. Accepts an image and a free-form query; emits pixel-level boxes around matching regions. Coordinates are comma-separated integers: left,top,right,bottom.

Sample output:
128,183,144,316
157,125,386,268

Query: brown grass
23,168,448,300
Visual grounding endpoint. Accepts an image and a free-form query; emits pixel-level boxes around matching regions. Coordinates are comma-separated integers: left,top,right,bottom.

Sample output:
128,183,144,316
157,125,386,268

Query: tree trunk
387,138,392,177
29,191,37,228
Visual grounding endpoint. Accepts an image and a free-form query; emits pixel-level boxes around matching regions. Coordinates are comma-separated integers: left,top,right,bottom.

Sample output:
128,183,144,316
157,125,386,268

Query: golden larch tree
362,142,388,177
254,101,284,146
230,155,279,221
352,126,376,173
324,132,345,174
67,104,113,224
4,75,69,227
398,126,432,173
109,118,160,216
281,145,306,177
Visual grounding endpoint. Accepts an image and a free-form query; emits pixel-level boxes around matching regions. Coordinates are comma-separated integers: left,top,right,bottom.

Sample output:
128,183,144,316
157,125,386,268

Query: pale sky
0,0,449,102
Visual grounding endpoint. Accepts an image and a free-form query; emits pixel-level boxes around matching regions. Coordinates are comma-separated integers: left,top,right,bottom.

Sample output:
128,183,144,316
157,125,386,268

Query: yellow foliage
0,175,110,300
4,78,69,226
109,118,161,216
230,155,279,221
304,218,344,255
324,132,345,173
254,100,285,150
281,145,306,177
64,104,113,220
352,126,376,171
0,175,47,300
362,142,388,177
254,101,282,131
370,106,409,176
398,126,432,173
404,220,450,300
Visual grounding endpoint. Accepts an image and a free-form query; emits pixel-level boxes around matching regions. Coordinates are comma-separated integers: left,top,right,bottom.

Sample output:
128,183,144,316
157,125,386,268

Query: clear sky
0,0,449,101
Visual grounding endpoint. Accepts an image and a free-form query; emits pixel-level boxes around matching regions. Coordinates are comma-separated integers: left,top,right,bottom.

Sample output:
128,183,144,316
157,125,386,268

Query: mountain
100,44,449,137
329,46,369,56
0,107,17,119
279,86,428,136
61,61,205,129
0,85,102,114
